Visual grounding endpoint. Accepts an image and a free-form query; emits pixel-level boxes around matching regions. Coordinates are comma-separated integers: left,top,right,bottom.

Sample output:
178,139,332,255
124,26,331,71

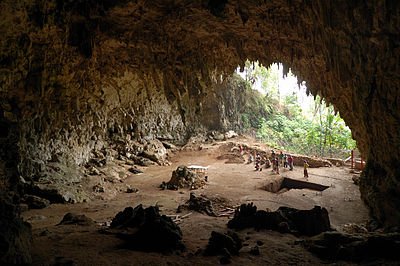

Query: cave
1,0,399,264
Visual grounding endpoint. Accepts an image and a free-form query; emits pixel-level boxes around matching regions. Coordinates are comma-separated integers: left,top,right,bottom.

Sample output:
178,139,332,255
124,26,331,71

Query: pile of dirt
216,153,245,164
227,203,331,236
292,154,332,168
160,165,206,190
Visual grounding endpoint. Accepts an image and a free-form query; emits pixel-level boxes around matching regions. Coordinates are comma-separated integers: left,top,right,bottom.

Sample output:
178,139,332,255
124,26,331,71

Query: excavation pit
263,177,329,193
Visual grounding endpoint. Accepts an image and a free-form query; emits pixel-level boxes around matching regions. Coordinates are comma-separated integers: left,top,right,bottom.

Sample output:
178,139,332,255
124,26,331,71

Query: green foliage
238,61,356,158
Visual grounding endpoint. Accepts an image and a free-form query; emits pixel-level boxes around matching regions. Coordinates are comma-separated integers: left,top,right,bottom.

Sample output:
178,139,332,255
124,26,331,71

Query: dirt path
23,139,368,265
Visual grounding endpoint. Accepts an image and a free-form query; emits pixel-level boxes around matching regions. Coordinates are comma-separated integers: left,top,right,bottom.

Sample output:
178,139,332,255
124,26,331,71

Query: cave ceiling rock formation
0,0,399,228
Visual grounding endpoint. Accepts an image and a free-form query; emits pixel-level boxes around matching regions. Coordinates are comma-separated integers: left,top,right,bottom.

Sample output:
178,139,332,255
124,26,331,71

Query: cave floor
23,138,371,265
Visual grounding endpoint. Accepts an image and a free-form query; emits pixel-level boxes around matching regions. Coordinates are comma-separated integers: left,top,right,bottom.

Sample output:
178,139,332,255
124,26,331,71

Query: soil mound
216,153,245,164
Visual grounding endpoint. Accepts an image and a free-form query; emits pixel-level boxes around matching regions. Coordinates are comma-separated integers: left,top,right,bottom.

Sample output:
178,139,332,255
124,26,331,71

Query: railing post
351,150,354,169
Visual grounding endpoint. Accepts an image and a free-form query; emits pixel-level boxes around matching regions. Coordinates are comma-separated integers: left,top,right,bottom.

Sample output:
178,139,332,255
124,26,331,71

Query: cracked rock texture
0,0,399,232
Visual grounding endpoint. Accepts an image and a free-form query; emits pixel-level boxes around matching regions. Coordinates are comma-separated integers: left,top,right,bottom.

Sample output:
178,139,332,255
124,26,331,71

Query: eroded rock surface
0,193,32,265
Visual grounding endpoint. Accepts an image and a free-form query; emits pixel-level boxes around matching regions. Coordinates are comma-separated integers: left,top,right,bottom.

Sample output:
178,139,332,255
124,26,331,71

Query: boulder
142,139,168,165
22,194,50,209
161,166,206,190
109,204,185,252
204,231,242,256
58,213,94,226
228,203,331,236
177,192,217,216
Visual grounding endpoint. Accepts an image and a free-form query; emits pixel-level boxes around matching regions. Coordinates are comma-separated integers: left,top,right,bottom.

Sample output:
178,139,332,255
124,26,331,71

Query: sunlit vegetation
237,61,356,158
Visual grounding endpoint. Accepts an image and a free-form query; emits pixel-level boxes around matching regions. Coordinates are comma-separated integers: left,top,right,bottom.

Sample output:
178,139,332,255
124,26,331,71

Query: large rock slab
228,203,331,236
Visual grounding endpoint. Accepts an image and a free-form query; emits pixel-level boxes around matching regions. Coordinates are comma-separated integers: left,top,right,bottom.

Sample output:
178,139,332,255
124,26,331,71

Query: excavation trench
264,177,329,193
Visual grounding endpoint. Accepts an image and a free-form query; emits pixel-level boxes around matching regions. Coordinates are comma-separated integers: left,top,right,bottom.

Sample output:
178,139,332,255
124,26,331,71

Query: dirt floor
23,137,370,265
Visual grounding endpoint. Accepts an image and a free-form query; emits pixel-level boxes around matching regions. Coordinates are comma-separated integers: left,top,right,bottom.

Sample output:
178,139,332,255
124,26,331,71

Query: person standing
303,160,309,178
283,154,288,168
255,154,261,171
288,155,293,171
275,157,280,174
279,151,284,166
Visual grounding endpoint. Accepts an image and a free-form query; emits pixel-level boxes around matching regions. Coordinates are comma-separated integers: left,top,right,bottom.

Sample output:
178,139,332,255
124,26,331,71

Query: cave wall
0,0,399,228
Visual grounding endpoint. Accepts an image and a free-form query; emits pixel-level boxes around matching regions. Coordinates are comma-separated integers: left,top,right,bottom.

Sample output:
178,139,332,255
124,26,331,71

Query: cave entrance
235,60,356,160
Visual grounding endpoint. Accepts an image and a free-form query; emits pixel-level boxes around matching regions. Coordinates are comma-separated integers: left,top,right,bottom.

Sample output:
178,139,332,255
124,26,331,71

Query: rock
128,167,143,174
58,213,95,226
224,130,238,139
23,194,50,209
228,203,331,236
326,158,344,166
142,139,168,165
249,245,260,255
352,175,360,185
162,166,206,190
21,162,89,204
0,193,32,265
161,141,177,150
87,166,101,175
212,133,225,141
178,192,217,216
110,204,185,252
18,204,29,212
204,231,242,256
93,184,105,193
131,155,155,167
126,185,138,193
304,231,400,262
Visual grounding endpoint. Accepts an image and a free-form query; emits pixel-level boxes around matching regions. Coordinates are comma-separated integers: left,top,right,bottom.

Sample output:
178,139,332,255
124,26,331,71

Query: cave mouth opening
235,60,357,160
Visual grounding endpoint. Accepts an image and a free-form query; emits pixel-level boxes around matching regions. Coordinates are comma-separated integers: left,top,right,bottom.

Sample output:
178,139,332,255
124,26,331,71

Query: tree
237,61,356,158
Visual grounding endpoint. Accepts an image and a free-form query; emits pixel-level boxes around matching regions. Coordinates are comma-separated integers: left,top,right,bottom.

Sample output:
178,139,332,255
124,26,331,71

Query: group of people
245,148,309,178
270,150,294,173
